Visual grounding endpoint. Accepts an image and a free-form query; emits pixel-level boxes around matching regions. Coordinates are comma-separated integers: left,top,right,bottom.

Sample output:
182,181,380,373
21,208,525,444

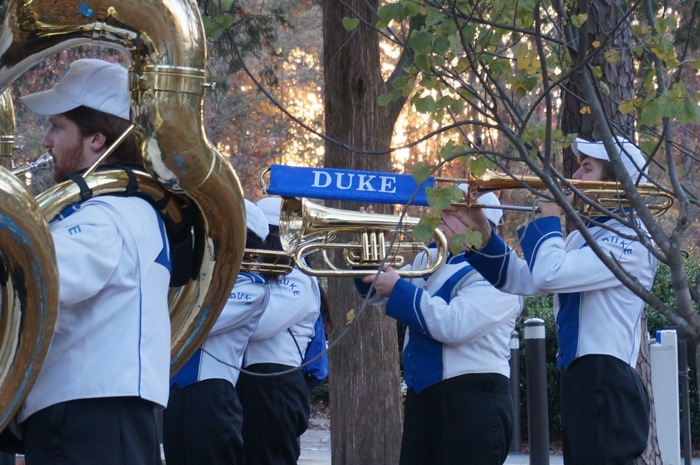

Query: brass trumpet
446,170,675,216
279,197,447,278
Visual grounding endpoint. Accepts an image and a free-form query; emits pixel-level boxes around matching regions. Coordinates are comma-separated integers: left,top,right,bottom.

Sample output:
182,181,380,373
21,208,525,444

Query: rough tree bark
322,0,408,463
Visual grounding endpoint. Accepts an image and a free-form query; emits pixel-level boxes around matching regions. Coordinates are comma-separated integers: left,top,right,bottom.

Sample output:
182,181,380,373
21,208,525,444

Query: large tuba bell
279,197,447,277
0,89,58,430
0,0,246,428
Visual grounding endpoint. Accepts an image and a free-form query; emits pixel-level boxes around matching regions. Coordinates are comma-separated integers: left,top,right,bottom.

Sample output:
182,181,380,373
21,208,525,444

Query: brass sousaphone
0,0,246,429
0,88,58,431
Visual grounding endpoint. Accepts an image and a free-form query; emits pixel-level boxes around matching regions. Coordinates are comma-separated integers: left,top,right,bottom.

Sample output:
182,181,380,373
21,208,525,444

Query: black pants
400,373,513,465
561,355,650,465
163,379,244,465
23,397,161,465
236,364,310,465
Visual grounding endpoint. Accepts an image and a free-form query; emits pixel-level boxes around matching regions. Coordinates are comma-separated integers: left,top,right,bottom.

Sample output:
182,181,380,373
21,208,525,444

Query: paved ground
298,419,700,465
297,423,571,465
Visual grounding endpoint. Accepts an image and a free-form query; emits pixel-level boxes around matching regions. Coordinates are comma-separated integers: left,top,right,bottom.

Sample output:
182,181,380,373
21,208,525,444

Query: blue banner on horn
266,164,434,206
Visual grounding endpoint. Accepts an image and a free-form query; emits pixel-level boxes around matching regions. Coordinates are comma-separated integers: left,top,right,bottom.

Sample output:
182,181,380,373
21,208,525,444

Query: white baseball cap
571,136,647,181
21,59,130,120
457,184,503,226
245,199,269,242
257,196,282,227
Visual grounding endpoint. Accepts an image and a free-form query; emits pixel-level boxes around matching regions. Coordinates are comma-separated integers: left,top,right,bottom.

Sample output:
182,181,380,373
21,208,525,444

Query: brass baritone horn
279,197,447,278
241,249,295,275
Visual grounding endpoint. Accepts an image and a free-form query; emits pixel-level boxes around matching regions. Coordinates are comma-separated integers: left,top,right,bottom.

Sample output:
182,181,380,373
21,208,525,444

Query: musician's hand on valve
362,267,400,297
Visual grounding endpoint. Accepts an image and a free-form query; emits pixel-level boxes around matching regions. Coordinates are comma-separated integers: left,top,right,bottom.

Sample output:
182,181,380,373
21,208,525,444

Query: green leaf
462,229,486,249
392,75,410,90
378,3,403,23
638,100,662,126
439,141,465,161
377,89,402,106
403,1,421,17
521,75,538,91
426,187,461,211
203,16,225,39
461,24,477,43
433,36,451,54
604,49,620,63
412,163,435,184
450,97,465,114
414,216,442,242
410,31,434,52
488,58,511,77
425,6,444,27
469,157,488,177
342,17,360,31
415,54,431,72
618,99,636,115
413,94,436,113
681,98,700,124
216,13,234,29
570,13,588,28
419,74,438,90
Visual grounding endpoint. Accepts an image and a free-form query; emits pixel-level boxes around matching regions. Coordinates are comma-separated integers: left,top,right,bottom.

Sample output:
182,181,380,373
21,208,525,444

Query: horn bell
0,90,58,431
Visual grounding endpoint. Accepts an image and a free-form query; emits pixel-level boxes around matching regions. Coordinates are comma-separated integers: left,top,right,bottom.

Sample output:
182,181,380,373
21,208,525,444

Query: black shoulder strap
66,164,199,288
65,173,94,202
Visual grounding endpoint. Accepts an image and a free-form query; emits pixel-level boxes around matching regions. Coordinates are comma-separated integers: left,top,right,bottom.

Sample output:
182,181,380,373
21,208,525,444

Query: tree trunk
323,0,404,463
560,0,636,174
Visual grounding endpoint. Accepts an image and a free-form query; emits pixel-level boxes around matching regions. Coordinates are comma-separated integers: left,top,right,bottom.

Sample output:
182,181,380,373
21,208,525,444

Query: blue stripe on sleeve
517,217,563,271
463,232,512,289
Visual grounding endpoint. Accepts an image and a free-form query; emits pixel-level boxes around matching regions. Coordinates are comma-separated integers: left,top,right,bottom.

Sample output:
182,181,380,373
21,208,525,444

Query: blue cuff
386,279,429,335
354,277,374,298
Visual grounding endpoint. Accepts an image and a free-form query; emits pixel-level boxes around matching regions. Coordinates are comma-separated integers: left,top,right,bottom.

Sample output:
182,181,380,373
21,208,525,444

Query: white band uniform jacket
244,267,320,367
356,250,523,393
171,272,269,387
19,196,171,422
464,215,657,370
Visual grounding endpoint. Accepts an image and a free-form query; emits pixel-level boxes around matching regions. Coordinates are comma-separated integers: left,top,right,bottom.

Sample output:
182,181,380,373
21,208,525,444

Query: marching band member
355,192,523,465
17,59,171,465
445,137,655,465
162,199,270,465
236,196,321,465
